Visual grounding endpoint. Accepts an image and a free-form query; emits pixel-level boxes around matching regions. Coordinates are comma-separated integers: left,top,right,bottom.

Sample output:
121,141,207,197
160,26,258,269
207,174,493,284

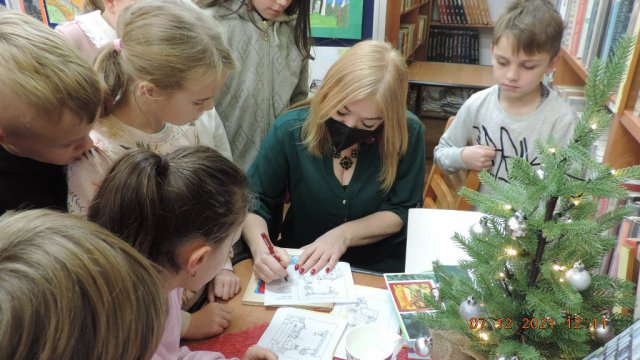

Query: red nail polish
326,267,331,273
294,264,299,271
299,268,304,274
310,268,316,275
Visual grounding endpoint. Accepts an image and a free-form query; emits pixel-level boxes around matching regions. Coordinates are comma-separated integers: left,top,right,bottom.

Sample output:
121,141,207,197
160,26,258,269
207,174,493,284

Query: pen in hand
261,232,288,282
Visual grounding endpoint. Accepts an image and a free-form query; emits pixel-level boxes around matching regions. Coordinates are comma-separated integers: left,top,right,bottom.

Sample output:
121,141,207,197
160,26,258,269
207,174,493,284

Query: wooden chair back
423,116,479,210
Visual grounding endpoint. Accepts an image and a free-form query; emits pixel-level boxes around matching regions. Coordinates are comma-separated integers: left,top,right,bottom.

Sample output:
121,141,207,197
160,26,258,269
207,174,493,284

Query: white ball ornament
507,211,527,238
459,296,482,321
590,318,615,343
565,261,591,291
412,336,432,357
470,216,490,237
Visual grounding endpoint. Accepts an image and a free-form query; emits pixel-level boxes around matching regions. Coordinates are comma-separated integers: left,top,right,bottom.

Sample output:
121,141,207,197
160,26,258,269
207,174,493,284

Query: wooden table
408,61,495,115
222,258,386,334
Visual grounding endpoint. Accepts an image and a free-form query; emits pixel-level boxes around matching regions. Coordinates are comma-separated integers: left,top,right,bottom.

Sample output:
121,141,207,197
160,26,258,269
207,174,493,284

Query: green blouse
248,106,425,269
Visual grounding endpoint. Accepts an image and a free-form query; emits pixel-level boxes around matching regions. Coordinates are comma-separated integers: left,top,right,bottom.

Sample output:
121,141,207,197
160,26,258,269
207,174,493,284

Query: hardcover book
241,248,334,311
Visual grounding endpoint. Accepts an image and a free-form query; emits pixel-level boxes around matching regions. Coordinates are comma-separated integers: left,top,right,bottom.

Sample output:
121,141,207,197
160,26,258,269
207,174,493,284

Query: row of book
426,27,479,64
398,16,429,58
558,0,640,72
399,0,427,13
597,181,640,319
434,0,491,25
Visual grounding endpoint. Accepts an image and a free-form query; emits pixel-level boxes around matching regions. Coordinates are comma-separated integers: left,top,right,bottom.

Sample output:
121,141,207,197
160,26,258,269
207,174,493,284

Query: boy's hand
461,145,496,170
211,269,240,300
242,345,278,360
182,302,231,339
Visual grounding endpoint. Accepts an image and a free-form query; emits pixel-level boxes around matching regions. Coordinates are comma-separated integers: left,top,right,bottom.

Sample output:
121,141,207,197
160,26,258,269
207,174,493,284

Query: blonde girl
243,40,425,281
88,146,276,360
198,0,312,170
67,0,237,339
0,209,166,360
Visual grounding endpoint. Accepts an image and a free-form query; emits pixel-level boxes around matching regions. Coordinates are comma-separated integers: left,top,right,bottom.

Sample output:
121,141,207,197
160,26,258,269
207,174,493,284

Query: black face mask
325,118,376,153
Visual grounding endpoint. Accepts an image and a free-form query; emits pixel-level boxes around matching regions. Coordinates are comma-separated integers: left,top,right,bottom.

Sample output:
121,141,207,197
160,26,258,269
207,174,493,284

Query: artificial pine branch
424,37,639,359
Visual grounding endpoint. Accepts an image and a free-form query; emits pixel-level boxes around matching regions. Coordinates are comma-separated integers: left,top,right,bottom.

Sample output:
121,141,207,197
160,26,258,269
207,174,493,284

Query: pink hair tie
113,39,123,52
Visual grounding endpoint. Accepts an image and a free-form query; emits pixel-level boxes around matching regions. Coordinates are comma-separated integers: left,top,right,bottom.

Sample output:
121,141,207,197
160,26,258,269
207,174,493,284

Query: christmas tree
423,36,640,360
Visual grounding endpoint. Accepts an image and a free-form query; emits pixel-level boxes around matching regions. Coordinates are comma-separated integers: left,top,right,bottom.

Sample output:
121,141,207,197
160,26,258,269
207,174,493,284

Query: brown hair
83,0,104,12
95,0,236,115
299,40,408,192
0,209,166,360
0,11,102,125
88,146,249,271
197,0,312,59
492,0,564,58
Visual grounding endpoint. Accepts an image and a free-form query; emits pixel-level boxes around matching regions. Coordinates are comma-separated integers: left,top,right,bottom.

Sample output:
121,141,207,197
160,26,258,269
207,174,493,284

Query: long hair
0,209,166,360
300,40,408,192
196,0,311,59
94,0,236,115
0,11,102,126
88,146,249,271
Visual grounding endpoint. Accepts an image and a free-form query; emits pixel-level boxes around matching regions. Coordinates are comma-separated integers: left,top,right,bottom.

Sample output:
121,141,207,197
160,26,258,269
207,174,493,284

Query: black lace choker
333,148,358,170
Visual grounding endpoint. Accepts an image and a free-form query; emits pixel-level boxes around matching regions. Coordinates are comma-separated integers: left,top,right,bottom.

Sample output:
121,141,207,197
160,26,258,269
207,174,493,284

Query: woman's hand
210,269,240,301
252,246,290,283
242,345,278,360
296,228,348,275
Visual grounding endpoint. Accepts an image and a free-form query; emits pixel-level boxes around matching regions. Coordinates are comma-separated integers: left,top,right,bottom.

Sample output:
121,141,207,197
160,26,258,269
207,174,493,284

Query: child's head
0,11,102,165
88,146,249,290
492,0,563,59
303,40,408,192
0,209,166,359
197,0,311,59
84,0,138,28
96,0,236,125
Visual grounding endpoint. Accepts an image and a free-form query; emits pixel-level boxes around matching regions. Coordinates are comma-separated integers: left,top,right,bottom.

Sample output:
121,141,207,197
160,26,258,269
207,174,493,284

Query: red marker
261,232,288,281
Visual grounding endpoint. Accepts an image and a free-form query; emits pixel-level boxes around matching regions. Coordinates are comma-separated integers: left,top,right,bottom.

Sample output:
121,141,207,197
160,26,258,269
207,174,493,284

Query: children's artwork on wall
20,0,48,25
310,0,362,39
42,0,84,27
307,46,350,96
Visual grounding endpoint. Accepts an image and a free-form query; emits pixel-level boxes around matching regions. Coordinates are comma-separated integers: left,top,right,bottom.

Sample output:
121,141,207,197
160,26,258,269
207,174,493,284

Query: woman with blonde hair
243,40,426,281
0,209,166,360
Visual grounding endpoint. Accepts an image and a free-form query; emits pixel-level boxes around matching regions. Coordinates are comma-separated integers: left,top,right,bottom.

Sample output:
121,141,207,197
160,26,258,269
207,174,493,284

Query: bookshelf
385,0,432,60
553,0,640,169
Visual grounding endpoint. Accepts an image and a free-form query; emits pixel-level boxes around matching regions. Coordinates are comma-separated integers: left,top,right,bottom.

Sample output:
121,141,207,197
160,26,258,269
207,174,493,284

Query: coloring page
264,260,357,306
258,307,348,360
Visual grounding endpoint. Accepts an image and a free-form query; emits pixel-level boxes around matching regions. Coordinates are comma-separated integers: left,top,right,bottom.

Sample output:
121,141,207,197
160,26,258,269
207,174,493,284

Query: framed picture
42,0,84,27
310,0,362,40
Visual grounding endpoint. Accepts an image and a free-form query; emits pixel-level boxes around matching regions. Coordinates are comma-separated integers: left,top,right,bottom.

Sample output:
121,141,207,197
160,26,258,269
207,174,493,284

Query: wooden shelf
620,110,640,144
402,1,429,15
557,48,587,83
430,21,493,28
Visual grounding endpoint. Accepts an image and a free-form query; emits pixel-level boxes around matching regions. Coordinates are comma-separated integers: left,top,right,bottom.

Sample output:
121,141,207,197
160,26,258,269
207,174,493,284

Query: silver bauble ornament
590,319,615,343
511,356,519,360
507,211,527,238
459,296,482,321
496,357,507,360
565,261,591,291
470,216,490,237
413,336,432,357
